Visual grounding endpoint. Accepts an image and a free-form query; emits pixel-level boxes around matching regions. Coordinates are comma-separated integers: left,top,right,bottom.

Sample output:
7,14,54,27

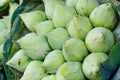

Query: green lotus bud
47,28,69,50
42,50,65,73
90,3,117,30
52,2,77,28
0,0,9,11
35,20,55,36
3,16,11,30
67,15,93,40
82,52,108,80
42,75,56,80
20,60,46,80
66,0,78,8
0,29,9,45
85,27,114,53
56,61,86,80
6,49,32,72
0,44,3,59
43,0,64,20
63,38,88,62
19,11,46,31
0,20,7,31
17,33,51,60
76,0,99,16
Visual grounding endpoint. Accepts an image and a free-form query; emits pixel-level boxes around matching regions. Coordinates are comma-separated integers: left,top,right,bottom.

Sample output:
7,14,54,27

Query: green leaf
11,0,30,26
11,0,43,25
100,41,120,80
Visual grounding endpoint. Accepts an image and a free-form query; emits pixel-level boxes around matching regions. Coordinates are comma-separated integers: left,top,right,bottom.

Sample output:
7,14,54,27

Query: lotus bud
3,16,11,30
52,2,77,28
17,33,51,60
43,0,64,20
90,3,117,30
63,38,88,62
20,60,46,80
42,75,56,80
6,49,32,72
76,0,99,16
67,15,93,40
19,11,46,32
47,28,69,50
35,20,55,36
82,52,108,80
0,0,9,11
0,20,7,31
85,27,114,53
0,29,9,45
42,50,65,73
56,61,86,80
66,0,79,8
0,44,4,59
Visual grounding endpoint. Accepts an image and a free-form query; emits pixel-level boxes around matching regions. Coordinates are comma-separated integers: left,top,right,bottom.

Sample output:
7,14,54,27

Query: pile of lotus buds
1,0,119,80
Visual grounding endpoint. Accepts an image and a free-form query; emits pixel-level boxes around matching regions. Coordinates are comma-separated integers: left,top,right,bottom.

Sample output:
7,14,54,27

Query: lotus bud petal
0,29,9,45
0,20,7,31
85,27,114,53
43,0,64,20
42,50,65,73
3,16,11,30
17,33,51,60
6,49,32,72
63,38,88,62
66,0,79,8
35,20,55,36
47,28,69,50
90,3,117,30
67,15,93,40
76,0,99,16
20,60,46,80
19,11,46,31
0,44,4,59
82,52,108,80
52,2,77,28
42,75,56,80
56,61,86,80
